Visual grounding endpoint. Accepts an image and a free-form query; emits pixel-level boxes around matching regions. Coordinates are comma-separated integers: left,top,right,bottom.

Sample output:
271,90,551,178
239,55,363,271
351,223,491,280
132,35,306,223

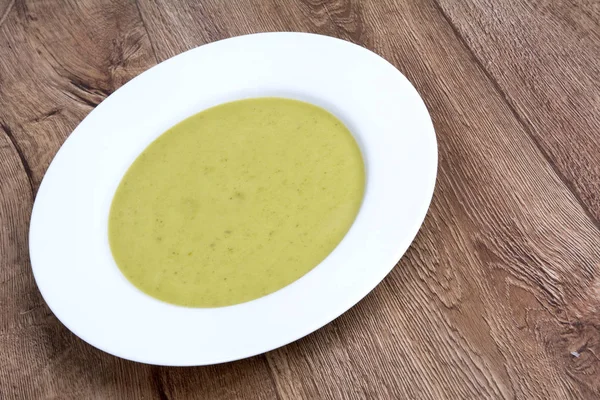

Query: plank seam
135,0,159,63
430,0,600,232
151,367,169,400
265,354,285,400
0,0,15,29
0,121,34,196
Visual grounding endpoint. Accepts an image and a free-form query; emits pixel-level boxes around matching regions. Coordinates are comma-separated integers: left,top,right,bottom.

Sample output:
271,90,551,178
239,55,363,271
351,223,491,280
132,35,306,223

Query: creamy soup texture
109,97,365,307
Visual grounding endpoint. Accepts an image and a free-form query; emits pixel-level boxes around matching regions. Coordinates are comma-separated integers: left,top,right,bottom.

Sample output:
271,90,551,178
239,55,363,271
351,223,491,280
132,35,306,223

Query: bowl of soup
29,32,437,365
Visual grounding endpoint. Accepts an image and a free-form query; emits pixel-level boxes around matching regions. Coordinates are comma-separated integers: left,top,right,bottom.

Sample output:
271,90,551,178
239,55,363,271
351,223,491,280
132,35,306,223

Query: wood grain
1,0,599,398
434,0,600,224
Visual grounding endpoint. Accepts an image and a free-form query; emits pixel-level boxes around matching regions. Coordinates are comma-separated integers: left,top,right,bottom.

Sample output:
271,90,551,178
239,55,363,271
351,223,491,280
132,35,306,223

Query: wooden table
1,0,599,398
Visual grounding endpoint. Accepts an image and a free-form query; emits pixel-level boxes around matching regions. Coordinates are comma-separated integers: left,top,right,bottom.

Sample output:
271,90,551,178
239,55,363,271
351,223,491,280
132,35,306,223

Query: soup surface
109,97,365,307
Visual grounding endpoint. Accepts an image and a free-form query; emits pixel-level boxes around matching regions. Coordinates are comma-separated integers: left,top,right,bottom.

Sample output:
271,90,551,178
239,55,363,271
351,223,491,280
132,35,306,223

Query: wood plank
0,112,37,399
137,0,600,398
0,1,278,399
0,0,153,189
136,0,370,61
433,0,600,224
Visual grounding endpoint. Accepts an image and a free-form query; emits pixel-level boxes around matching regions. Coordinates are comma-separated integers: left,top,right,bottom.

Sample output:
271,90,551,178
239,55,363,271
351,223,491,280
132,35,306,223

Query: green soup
109,98,365,307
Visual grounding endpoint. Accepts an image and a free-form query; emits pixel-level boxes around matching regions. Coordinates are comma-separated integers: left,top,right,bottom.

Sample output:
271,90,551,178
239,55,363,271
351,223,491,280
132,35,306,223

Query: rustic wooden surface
1,0,599,398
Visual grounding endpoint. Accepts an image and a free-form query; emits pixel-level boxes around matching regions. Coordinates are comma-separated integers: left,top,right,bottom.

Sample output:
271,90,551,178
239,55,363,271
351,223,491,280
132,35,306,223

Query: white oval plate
30,32,437,366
